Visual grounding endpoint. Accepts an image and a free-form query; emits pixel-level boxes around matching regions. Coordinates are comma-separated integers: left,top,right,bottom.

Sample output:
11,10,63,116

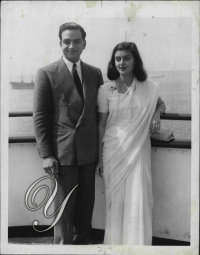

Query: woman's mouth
119,67,126,71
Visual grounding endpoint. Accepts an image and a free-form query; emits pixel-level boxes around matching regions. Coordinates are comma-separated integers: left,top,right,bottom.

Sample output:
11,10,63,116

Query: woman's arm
150,97,166,135
154,97,166,116
96,112,109,177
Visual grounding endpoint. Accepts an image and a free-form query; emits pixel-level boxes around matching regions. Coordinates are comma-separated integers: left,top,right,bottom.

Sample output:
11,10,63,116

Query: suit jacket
33,57,103,165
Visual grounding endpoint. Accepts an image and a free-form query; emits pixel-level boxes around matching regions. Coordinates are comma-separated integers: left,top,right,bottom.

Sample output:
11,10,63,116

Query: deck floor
8,237,103,245
8,237,54,245
8,237,190,246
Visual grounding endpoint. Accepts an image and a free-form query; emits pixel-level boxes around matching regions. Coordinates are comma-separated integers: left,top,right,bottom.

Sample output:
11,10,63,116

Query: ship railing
8,112,191,149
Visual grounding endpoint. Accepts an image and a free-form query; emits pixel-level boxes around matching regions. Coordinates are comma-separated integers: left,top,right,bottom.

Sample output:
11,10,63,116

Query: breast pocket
53,92,70,107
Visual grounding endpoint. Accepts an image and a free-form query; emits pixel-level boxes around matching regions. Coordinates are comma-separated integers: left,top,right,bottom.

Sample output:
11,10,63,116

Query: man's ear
83,40,86,49
59,41,62,47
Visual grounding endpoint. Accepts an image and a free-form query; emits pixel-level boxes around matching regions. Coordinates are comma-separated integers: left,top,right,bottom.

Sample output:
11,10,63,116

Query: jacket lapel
54,58,83,114
76,62,97,127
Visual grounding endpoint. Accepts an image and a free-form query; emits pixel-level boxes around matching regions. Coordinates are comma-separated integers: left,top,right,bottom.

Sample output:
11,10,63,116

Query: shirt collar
63,56,81,73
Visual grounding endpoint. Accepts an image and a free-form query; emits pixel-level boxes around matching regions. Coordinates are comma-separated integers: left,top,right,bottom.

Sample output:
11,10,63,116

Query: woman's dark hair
59,22,86,41
107,42,147,82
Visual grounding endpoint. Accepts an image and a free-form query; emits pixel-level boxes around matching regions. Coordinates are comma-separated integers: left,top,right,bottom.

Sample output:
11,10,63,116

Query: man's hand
43,156,59,178
95,160,103,178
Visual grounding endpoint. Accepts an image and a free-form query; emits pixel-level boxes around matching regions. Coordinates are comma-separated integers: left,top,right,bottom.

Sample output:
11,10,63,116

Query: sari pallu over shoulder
102,79,159,210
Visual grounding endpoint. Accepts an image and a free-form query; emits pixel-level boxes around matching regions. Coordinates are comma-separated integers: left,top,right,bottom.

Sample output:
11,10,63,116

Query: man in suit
33,22,103,244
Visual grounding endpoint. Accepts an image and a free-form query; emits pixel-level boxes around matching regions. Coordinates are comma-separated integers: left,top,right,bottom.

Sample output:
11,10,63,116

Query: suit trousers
53,163,96,244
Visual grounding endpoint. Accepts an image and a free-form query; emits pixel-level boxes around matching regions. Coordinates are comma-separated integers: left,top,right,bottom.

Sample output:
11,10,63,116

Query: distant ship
10,81,34,90
152,74,165,79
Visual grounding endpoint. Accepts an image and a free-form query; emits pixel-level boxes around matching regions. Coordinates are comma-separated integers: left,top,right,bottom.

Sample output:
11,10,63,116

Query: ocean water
9,70,191,140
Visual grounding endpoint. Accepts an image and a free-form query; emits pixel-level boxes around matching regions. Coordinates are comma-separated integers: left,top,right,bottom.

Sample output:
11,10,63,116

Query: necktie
72,63,83,99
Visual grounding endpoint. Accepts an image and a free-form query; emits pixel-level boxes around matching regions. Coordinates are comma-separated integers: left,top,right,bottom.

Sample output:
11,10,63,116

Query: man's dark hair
59,22,86,41
107,42,147,82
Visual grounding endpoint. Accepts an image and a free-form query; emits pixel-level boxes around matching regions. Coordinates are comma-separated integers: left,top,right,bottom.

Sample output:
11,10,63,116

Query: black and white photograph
1,1,199,254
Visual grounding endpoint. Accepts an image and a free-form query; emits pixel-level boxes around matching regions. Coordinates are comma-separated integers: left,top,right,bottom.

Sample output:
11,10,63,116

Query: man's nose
68,41,75,48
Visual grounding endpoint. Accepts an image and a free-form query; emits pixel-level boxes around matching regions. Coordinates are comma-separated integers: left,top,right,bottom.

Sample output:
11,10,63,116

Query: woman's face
114,50,134,76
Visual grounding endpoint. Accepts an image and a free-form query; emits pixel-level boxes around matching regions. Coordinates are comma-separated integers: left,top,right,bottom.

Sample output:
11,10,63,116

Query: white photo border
1,1,199,254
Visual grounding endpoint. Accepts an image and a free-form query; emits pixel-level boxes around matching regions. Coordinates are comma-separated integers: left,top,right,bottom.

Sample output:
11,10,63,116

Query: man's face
60,29,86,63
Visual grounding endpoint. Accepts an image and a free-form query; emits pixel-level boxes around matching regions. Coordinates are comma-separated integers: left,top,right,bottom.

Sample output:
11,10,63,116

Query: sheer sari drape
98,79,159,245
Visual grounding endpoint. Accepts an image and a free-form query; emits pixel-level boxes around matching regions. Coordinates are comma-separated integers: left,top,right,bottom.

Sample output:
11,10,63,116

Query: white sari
97,78,159,245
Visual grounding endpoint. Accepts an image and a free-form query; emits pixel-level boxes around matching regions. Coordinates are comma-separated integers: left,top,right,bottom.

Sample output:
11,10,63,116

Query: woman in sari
96,42,166,245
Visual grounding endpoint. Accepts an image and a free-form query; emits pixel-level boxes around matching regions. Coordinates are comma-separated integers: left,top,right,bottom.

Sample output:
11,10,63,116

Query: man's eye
63,40,81,44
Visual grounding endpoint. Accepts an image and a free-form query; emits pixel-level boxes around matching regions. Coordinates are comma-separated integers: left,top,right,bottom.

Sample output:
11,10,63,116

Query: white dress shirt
63,56,82,83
